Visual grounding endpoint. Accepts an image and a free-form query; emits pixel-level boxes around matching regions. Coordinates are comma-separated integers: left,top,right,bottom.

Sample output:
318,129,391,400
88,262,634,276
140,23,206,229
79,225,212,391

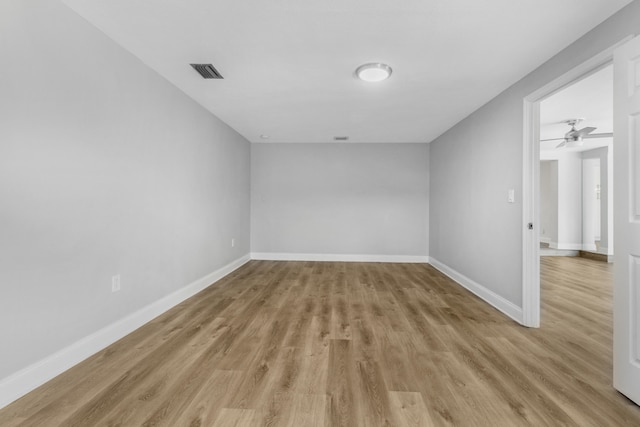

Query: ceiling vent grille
190,64,224,79
334,136,349,141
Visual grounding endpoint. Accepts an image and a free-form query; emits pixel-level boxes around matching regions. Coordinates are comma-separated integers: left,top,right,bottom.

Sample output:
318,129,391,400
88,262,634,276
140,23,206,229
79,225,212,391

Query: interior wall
429,0,640,308
251,143,429,259
556,153,583,249
582,158,600,250
540,160,559,246
540,146,611,253
583,146,612,254
0,0,250,382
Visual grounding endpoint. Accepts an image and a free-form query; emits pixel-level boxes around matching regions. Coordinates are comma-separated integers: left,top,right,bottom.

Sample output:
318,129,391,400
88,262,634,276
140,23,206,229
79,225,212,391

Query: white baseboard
428,257,523,325
556,243,583,250
539,236,551,245
582,243,597,251
250,252,429,263
0,254,251,410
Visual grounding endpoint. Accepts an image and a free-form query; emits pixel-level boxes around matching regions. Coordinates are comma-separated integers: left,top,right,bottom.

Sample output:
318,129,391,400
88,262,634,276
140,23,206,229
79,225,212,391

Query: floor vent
190,64,224,79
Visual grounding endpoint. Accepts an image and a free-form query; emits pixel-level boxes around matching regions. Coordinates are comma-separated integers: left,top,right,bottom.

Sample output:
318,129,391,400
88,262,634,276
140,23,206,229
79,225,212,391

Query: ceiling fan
540,118,613,148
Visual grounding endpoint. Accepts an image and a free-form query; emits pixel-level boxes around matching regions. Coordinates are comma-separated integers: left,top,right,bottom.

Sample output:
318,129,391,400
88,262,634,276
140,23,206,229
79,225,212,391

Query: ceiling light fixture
355,63,392,82
260,134,270,139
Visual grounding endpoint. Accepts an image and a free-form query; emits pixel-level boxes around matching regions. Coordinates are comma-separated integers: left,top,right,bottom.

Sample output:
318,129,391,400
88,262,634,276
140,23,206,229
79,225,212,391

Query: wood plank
326,339,359,427
286,393,326,427
388,391,434,427
211,408,257,426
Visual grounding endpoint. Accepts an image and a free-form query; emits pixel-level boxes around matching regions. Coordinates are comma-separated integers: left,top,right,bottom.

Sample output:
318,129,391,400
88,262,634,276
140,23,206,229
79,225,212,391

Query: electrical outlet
111,274,121,293
231,238,235,248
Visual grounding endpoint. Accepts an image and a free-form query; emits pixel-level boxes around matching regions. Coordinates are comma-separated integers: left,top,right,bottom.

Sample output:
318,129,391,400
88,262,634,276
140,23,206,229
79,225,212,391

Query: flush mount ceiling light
355,63,392,82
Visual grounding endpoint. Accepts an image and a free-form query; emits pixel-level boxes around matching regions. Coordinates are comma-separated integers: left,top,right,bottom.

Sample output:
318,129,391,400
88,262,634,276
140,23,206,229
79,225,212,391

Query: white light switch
508,189,515,203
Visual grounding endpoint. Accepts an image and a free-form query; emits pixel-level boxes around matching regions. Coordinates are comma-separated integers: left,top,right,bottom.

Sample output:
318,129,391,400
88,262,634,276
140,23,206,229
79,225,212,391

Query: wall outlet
111,274,121,293
231,238,235,248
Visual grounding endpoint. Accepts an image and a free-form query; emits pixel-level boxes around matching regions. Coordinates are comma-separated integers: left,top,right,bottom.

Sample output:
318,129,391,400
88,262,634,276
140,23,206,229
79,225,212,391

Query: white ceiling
61,0,630,144
540,65,613,153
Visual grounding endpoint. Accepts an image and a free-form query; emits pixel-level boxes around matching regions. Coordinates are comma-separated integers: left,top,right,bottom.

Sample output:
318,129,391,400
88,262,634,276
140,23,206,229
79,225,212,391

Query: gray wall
540,147,612,252
251,143,429,258
583,147,612,254
540,160,558,246
0,0,250,380
429,0,640,307
557,153,583,249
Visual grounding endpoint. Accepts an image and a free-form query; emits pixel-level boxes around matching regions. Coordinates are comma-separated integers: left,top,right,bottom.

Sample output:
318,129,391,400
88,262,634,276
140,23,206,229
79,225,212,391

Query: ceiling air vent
190,64,224,79
334,136,349,141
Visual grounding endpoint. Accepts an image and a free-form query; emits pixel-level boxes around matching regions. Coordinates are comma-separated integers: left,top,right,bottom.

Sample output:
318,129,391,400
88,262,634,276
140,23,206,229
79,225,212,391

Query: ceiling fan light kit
540,118,613,149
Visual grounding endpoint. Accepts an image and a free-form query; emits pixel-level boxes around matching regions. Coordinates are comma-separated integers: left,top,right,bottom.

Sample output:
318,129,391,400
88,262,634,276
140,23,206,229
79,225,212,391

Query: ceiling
61,0,631,144
540,64,613,153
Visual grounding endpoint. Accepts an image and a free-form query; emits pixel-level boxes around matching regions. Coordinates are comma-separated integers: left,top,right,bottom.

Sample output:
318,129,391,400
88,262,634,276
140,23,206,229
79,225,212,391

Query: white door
613,35,640,406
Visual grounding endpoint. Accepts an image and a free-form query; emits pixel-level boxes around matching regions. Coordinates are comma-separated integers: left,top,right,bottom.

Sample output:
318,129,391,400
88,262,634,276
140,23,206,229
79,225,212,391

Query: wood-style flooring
1,258,640,426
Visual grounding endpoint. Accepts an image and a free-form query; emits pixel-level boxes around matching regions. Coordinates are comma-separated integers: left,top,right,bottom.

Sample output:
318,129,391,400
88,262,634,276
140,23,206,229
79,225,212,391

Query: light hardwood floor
1,258,640,426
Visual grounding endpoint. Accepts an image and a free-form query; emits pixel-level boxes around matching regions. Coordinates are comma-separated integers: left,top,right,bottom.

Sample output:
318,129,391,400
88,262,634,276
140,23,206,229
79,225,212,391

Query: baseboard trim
579,250,609,263
555,243,583,250
429,257,524,325
540,249,580,257
250,252,429,263
0,254,251,410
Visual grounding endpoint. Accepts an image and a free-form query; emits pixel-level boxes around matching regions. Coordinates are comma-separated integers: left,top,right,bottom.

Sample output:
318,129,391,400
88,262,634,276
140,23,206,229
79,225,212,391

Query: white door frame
521,37,632,328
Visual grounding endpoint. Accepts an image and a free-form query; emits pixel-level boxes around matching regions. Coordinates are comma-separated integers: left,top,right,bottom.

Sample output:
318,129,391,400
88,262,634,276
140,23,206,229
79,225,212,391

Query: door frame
521,37,632,328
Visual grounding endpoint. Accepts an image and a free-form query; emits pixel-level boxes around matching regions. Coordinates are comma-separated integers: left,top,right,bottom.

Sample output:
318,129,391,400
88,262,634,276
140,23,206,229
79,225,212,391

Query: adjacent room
539,65,613,261
2,0,640,425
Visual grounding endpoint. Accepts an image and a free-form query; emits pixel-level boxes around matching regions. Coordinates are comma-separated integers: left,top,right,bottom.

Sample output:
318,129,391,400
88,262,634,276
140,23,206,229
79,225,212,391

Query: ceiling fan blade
582,132,613,139
555,140,567,148
572,126,596,137
540,138,566,142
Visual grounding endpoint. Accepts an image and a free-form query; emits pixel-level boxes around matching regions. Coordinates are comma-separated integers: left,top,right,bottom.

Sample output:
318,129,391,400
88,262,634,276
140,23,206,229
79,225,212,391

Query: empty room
3,1,640,426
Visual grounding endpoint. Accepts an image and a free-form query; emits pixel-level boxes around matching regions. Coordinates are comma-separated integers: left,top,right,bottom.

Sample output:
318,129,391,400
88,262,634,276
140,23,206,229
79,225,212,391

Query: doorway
538,65,613,262
523,34,640,408
521,38,630,328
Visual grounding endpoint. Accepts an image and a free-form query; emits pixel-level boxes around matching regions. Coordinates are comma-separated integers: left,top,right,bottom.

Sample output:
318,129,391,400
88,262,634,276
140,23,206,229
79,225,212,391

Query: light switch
508,189,515,203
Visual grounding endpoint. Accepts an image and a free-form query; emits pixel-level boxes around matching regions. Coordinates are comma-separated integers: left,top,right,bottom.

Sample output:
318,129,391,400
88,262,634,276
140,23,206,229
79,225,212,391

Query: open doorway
523,34,640,406
538,65,614,262
521,38,631,328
